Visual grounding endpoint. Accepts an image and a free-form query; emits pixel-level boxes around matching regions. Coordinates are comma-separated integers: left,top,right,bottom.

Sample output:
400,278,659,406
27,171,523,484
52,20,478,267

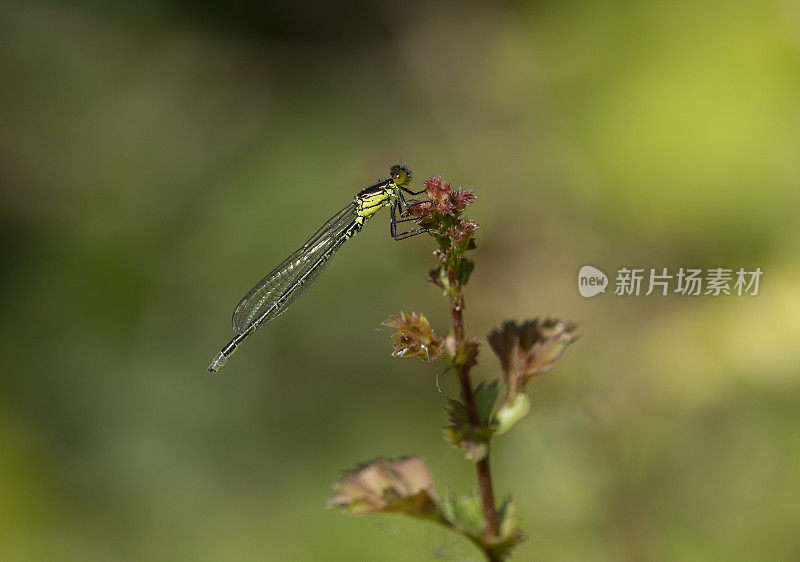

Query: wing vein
231,202,358,334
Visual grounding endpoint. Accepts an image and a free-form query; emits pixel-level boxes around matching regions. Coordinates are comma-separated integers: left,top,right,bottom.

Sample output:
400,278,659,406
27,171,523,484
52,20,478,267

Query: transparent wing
231,202,358,334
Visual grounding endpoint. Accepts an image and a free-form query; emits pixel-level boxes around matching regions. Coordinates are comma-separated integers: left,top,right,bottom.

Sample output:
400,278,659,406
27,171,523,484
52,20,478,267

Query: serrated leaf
457,257,474,286
426,263,446,290
382,311,442,361
487,319,579,407
441,489,485,537
488,496,524,558
497,496,521,538
445,398,470,426
447,220,480,256
326,456,443,523
453,338,480,370
443,399,492,462
474,381,502,426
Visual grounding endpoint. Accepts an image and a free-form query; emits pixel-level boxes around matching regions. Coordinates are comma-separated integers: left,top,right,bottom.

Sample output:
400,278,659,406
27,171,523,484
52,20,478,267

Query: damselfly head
390,164,411,186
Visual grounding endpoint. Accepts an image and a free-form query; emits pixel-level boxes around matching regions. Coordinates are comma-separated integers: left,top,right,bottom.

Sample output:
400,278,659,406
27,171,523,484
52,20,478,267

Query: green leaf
441,489,485,537
497,496,521,538
457,257,474,287
494,394,530,434
488,496,524,558
434,232,451,252
474,381,502,426
445,398,470,426
426,263,446,290
443,399,492,462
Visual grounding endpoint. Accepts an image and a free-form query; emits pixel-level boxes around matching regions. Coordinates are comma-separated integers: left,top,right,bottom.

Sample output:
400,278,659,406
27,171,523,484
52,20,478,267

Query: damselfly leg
390,190,432,241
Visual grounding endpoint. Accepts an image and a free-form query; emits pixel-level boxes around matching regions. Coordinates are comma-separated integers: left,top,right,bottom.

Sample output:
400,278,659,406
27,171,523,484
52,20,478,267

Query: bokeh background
2,0,799,560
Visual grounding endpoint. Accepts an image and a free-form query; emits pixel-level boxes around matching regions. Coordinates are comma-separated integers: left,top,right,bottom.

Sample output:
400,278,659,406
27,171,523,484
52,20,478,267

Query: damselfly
208,164,428,373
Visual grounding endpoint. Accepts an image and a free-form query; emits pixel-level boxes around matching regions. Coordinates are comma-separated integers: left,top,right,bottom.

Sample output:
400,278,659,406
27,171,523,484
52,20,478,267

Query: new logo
578,265,608,298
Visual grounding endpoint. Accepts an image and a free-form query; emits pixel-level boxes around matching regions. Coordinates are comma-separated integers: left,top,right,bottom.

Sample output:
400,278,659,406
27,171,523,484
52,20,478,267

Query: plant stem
450,294,500,547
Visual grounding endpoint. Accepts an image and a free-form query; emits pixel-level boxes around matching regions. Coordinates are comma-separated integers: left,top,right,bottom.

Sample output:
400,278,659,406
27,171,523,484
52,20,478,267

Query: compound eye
391,165,409,185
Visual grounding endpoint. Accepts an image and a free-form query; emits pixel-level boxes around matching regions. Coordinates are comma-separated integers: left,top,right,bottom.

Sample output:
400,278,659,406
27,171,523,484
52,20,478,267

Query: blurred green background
2,0,799,560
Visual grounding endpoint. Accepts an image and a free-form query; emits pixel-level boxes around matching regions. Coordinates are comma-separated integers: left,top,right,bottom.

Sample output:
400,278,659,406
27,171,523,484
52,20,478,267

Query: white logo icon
578,265,608,298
